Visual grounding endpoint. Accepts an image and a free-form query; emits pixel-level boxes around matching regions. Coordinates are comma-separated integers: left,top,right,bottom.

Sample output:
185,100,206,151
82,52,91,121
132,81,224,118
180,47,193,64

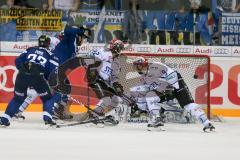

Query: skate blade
43,124,57,130
83,122,105,128
12,117,25,122
147,127,165,132
203,128,216,133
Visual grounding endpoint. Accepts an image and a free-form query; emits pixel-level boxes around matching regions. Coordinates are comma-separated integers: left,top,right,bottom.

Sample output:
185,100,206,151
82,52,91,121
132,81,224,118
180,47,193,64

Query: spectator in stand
123,0,144,44
216,0,240,12
1,0,19,8
48,0,80,11
235,2,240,12
80,0,104,10
14,0,34,8
185,0,212,45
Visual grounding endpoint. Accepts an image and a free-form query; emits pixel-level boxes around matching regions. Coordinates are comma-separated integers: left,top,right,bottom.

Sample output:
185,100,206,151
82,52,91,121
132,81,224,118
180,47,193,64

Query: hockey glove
112,82,124,96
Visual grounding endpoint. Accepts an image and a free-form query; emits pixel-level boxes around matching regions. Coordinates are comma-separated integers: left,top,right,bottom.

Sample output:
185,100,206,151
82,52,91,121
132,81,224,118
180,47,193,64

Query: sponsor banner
78,43,105,54
0,8,62,31
220,12,240,46
0,42,37,53
1,42,237,58
71,10,125,26
210,57,240,109
211,46,232,57
129,44,155,54
231,47,240,57
193,46,212,55
155,45,193,54
0,56,17,102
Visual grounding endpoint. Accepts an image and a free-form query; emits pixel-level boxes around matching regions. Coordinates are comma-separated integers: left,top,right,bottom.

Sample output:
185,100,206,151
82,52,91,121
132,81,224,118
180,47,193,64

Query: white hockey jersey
142,62,180,91
88,48,121,85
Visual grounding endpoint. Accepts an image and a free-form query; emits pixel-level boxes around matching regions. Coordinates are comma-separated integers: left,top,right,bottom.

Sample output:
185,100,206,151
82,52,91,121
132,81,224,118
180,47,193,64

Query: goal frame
121,53,211,119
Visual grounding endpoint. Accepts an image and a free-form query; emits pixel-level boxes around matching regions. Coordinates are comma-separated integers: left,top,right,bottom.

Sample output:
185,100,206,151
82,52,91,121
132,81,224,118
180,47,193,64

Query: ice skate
147,116,165,131
103,115,119,126
13,112,26,121
44,119,57,129
203,123,215,132
0,117,10,127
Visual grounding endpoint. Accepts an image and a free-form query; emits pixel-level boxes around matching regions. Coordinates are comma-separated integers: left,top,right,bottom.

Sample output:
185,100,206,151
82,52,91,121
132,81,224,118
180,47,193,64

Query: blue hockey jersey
52,26,85,64
15,47,59,79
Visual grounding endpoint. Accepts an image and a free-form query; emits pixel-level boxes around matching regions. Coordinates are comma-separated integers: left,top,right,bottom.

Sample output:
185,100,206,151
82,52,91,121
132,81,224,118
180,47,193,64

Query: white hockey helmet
133,56,148,74
108,39,125,56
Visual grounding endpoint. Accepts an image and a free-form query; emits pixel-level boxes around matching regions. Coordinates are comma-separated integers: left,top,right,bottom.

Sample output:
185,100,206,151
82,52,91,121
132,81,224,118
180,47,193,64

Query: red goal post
118,53,211,119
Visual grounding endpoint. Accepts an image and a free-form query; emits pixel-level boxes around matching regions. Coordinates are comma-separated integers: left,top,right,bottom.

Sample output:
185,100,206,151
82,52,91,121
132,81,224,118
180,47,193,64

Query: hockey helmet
133,56,148,74
38,35,51,49
109,39,124,56
76,26,91,46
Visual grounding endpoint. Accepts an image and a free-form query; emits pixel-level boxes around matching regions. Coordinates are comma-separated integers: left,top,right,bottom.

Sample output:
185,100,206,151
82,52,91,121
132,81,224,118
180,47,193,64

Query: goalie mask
109,39,124,57
133,57,148,75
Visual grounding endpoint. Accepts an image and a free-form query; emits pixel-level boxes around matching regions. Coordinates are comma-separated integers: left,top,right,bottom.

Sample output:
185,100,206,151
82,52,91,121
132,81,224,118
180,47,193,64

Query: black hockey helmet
38,35,51,49
79,26,91,39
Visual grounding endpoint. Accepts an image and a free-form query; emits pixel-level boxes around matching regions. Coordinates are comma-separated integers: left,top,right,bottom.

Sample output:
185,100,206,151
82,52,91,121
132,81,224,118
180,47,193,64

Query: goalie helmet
133,56,148,75
109,39,124,56
38,35,51,49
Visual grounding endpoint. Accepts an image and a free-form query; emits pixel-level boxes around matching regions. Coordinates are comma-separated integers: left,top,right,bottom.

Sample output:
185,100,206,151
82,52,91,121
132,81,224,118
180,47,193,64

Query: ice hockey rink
0,112,239,160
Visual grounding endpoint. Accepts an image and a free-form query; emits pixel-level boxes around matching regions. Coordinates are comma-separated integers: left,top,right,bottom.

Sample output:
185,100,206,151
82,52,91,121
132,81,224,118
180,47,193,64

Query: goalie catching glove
112,82,124,96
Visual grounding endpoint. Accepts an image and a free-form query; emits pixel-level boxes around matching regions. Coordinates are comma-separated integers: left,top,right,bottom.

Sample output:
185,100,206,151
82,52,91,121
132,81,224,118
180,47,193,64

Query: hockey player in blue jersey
0,35,59,127
50,25,91,120
12,26,91,120
53,25,91,64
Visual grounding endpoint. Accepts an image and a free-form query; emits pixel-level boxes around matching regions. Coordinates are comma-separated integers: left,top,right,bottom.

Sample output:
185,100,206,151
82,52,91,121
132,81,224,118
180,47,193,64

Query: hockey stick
67,95,102,118
67,95,118,125
56,117,109,128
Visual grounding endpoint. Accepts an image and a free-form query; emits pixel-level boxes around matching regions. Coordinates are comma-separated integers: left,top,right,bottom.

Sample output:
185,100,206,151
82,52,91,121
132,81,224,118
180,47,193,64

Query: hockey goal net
118,53,211,119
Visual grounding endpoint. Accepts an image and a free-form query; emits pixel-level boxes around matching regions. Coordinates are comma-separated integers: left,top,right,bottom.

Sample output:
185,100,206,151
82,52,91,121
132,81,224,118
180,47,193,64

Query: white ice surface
0,112,240,160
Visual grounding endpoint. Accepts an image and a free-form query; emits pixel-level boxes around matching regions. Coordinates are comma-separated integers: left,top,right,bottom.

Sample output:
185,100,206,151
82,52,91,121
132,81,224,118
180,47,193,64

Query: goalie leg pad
173,73,194,108
185,103,210,126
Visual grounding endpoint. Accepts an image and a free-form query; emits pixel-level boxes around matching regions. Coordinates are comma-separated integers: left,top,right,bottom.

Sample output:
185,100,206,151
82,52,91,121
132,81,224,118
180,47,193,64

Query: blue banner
221,12,240,46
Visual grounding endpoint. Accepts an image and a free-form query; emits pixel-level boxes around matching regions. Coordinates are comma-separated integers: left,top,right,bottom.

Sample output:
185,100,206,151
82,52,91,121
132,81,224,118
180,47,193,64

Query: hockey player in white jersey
77,39,125,123
131,57,215,132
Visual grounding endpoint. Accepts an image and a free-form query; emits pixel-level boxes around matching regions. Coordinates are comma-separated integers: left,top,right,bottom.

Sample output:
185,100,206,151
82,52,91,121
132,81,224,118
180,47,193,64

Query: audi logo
0,65,18,92
176,48,191,53
213,48,230,55
137,47,151,53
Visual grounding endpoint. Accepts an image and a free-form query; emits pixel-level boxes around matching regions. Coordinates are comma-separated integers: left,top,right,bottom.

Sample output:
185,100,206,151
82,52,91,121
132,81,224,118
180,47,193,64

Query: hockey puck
193,74,198,79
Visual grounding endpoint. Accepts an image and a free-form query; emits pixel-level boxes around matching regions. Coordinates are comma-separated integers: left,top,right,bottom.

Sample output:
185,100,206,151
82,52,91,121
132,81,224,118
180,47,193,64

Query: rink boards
1,42,240,117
